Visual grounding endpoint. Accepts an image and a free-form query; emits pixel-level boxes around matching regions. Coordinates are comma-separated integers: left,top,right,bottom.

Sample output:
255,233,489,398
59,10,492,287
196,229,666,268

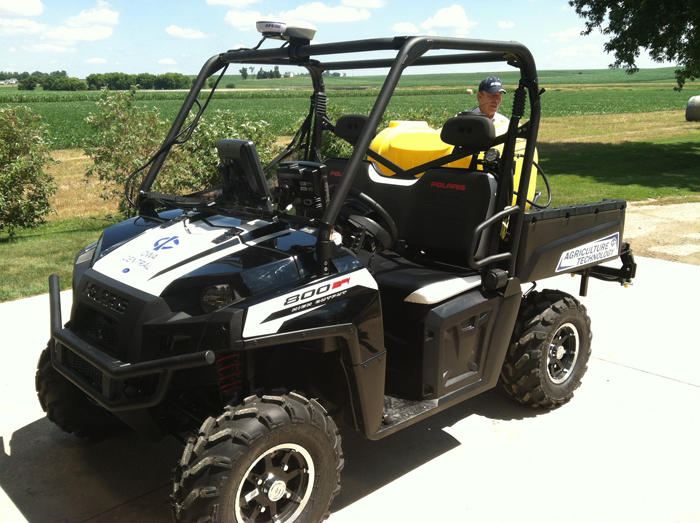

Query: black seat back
405,168,497,264
325,158,497,265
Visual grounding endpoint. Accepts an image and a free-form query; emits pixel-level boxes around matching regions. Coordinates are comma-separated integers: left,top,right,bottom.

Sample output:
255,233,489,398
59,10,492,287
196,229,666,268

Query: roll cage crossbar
137,35,541,278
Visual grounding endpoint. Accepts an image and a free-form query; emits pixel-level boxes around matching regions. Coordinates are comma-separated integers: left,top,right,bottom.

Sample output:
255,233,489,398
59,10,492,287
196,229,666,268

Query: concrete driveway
1,256,698,523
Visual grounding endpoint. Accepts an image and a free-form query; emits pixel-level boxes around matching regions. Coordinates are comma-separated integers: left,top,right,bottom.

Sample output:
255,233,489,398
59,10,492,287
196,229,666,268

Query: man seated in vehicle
471,76,509,124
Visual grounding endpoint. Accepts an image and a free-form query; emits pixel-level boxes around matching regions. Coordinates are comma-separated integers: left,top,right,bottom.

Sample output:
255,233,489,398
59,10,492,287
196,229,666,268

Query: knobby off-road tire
172,392,344,523
499,290,592,408
35,344,125,438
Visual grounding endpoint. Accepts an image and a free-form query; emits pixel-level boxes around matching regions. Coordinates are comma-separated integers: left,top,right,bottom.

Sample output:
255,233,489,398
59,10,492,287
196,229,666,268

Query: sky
0,0,672,79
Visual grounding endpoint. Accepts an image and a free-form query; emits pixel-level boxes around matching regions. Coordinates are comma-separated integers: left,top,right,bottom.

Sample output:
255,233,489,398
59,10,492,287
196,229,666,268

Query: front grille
67,350,104,390
85,312,120,351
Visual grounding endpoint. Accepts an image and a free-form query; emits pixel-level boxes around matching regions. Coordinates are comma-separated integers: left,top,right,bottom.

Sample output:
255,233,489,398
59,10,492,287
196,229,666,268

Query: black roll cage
136,35,541,278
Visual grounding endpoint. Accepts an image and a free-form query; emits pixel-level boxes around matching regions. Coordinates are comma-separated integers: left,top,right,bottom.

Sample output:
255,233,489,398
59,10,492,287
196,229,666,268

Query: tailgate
515,200,627,283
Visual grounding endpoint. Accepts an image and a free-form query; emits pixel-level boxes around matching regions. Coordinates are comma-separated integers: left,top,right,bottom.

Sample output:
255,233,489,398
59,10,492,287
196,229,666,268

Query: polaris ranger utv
38,23,637,523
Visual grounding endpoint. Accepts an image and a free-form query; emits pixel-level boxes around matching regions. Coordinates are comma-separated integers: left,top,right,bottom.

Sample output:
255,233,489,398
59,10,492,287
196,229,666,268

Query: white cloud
393,22,419,34
66,2,119,27
341,0,386,7
543,43,605,69
224,10,275,30
206,0,260,7
85,57,106,63
0,0,43,17
421,5,477,36
22,43,73,53
0,18,45,35
44,25,114,41
166,25,208,39
498,21,515,29
548,27,583,43
280,2,370,23
158,58,177,64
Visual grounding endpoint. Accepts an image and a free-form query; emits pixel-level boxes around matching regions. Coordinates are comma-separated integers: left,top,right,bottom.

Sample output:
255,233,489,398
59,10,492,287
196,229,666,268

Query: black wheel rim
235,443,314,523
547,322,579,384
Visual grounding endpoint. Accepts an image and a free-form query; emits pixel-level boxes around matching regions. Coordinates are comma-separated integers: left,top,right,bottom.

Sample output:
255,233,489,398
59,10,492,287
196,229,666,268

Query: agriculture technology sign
556,233,620,272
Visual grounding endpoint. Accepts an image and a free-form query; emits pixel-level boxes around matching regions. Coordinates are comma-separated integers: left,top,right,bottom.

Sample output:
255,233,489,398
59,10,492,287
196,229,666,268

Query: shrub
0,106,57,238
85,87,167,216
41,76,87,91
17,76,38,90
85,87,282,216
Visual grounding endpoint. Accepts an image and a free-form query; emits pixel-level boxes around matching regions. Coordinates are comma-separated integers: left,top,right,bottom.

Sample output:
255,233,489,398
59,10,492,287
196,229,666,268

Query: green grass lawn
540,133,700,205
0,216,118,302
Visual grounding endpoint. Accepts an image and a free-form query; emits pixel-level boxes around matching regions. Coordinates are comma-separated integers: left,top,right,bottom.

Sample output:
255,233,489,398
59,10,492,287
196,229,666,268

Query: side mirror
440,115,496,149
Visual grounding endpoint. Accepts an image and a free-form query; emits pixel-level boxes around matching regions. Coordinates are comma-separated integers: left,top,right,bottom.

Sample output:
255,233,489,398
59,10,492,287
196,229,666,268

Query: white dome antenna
256,20,316,41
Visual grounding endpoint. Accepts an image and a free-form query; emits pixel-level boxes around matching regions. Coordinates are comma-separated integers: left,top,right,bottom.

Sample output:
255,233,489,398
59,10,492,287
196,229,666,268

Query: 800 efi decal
243,269,378,338
556,233,619,272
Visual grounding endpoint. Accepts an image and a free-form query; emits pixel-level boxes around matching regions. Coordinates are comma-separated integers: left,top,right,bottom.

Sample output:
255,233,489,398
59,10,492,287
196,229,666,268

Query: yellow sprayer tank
370,120,538,206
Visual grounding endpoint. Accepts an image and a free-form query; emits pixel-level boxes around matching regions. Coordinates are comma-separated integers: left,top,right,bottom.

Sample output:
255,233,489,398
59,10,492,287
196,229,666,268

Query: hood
91,214,311,297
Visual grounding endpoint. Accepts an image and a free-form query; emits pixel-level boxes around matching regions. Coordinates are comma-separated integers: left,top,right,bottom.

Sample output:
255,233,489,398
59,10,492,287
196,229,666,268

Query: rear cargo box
515,200,627,283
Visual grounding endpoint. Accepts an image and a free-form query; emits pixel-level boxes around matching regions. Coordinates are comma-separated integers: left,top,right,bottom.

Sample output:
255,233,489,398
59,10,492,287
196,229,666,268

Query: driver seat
402,167,497,266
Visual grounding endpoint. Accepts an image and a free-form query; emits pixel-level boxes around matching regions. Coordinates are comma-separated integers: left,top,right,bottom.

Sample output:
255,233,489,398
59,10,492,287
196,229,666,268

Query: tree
17,76,39,90
41,76,87,91
86,73,105,90
570,0,700,90
239,67,248,80
136,73,156,89
0,106,57,238
49,70,68,78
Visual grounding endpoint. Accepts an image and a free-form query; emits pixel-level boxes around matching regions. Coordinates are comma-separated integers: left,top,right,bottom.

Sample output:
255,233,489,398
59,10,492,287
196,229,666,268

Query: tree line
0,70,67,81
238,66,282,80
2,69,196,91
86,72,194,90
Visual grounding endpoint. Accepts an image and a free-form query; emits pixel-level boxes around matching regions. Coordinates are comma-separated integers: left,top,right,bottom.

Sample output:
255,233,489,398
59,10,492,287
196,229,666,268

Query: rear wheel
172,392,343,523
35,343,125,438
499,290,592,408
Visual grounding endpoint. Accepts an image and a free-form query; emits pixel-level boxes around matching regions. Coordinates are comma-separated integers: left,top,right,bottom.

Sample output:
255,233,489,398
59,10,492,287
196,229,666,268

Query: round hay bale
686,96,700,121
465,88,474,95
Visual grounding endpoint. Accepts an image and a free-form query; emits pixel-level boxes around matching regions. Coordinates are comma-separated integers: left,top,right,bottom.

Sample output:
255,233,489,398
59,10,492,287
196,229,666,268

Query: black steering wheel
333,186,399,252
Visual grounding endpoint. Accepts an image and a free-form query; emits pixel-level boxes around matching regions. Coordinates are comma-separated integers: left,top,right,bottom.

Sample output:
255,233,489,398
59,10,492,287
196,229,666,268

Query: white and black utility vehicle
39,24,637,523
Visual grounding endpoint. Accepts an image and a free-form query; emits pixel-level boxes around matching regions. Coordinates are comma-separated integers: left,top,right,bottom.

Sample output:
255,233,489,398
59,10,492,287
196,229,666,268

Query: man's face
477,90,502,118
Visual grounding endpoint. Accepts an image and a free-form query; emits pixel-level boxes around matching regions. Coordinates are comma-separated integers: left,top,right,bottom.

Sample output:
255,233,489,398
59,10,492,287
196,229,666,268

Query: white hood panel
92,217,265,296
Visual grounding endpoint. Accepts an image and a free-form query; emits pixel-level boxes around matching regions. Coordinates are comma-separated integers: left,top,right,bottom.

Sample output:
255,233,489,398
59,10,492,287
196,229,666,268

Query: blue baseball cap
479,76,506,94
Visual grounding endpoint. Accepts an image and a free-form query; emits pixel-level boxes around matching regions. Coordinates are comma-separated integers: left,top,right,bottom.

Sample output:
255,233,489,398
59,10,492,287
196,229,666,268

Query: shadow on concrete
0,417,180,523
332,387,539,511
0,388,539,521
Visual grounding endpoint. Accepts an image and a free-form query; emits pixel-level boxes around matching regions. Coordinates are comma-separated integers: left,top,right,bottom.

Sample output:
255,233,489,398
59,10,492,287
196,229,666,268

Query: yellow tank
370,120,538,207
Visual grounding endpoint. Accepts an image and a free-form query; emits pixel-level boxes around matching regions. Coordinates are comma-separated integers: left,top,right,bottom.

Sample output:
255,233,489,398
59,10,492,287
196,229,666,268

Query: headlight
201,284,234,313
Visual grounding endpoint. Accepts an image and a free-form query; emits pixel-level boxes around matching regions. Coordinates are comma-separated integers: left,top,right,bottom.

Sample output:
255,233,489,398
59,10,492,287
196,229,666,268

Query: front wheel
499,290,592,408
172,392,343,523
35,344,125,438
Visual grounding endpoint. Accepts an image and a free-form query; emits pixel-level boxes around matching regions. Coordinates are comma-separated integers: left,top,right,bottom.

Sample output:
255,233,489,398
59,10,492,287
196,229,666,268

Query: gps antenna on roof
255,20,317,42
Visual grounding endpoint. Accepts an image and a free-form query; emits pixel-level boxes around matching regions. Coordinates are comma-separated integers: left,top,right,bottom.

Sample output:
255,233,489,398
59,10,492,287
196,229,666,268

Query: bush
17,76,38,90
0,106,57,238
85,87,282,216
85,87,167,216
41,76,87,91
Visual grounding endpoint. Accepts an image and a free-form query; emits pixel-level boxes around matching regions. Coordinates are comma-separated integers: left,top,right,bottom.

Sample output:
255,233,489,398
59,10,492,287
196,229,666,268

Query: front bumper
48,274,215,412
